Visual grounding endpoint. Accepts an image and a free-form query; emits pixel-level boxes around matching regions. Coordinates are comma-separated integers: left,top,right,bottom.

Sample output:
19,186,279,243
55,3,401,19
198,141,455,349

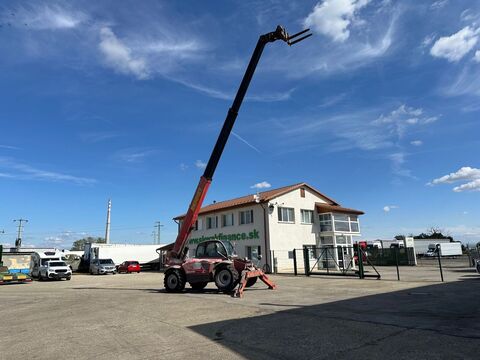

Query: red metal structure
164,25,311,297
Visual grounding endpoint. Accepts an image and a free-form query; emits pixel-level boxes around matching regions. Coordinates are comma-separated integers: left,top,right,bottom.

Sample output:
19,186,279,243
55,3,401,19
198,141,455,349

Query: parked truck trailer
83,243,160,269
425,242,462,257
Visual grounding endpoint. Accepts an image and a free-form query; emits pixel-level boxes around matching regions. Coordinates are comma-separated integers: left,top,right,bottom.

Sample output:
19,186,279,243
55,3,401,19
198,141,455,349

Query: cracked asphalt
1,266,479,359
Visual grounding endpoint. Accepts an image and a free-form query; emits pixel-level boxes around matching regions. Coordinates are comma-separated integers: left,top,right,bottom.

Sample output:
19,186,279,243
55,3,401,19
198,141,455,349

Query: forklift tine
287,28,310,40
288,33,313,46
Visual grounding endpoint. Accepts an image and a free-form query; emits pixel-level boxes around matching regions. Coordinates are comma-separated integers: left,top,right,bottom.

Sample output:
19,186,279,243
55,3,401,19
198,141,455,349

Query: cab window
196,243,206,257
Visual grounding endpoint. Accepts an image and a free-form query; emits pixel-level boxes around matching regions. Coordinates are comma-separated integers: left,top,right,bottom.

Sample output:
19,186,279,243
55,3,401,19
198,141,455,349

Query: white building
174,183,364,272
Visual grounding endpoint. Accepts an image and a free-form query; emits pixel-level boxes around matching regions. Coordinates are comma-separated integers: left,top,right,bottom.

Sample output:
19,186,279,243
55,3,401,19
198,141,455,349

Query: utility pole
13,219,28,249
154,221,164,245
105,199,111,244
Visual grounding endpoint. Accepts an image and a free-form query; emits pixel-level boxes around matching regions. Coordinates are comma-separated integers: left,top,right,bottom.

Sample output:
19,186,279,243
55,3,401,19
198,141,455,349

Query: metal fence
269,247,477,282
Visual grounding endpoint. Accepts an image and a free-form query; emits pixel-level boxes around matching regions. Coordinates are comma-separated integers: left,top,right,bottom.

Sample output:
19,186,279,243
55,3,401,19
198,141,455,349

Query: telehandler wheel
190,282,208,291
164,268,186,292
214,264,239,292
245,276,257,288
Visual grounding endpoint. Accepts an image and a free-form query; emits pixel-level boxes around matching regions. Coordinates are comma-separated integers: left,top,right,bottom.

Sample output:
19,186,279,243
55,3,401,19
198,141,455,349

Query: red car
117,261,141,273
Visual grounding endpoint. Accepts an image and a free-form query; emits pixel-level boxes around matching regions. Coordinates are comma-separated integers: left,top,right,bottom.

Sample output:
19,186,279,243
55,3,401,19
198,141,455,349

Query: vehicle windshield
99,259,114,264
222,241,235,256
49,261,66,267
128,262,139,265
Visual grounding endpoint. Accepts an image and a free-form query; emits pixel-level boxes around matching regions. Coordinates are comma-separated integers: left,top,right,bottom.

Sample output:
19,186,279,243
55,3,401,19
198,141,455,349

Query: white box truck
83,243,160,269
425,242,462,257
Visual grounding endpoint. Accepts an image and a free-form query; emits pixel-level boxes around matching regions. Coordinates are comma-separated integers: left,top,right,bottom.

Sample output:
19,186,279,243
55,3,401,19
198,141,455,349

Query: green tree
71,237,105,251
413,227,453,241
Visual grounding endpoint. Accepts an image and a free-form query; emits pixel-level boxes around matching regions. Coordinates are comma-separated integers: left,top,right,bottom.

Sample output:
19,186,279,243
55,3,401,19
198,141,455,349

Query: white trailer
414,238,451,256
30,250,65,278
425,242,462,257
83,243,160,268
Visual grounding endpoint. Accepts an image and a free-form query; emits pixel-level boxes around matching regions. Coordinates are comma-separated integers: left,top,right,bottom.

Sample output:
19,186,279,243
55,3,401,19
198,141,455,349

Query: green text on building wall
189,229,260,244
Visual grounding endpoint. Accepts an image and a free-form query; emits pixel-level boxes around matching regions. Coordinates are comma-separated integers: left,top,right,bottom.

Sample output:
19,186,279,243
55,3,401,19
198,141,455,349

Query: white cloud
374,104,437,139
429,166,480,192
195,160,207,169
474,50,480,63
304,0,371,42
80,131,121,143
410,140,423,146
167,76,294,102
453,179,480,192
115,149,155,163
4,4,87,30
251,181,271,189
430,0,448,10
389,152,414,179
421,34,436,48
430,26,479,62
383,205,398,212
99,27,150,80
278,104,437,155
231,131,261,153
0,144,20,150
0,156,95,185
179,163,188,171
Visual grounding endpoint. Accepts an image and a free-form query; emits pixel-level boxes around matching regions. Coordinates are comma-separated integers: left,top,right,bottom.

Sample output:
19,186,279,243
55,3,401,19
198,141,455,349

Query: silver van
89,259,116,275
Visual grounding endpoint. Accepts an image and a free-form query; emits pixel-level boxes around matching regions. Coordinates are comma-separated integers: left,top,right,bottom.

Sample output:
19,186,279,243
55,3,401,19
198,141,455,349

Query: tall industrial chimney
105,199,111,244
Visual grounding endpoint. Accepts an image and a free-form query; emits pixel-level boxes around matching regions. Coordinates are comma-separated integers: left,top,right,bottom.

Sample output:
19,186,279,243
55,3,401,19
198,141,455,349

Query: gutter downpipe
261,202,271,273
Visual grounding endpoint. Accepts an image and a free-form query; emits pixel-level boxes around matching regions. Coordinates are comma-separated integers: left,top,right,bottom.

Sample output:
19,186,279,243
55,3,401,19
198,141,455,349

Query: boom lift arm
168,26,312,264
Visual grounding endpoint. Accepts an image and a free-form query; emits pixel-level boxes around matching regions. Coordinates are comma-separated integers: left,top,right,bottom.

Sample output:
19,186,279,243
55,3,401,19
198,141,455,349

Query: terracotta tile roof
174,182,339,220
316,203,364,215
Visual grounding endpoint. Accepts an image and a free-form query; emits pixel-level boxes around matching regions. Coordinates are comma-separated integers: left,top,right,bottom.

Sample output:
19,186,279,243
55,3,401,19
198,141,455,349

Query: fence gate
293,246,380,279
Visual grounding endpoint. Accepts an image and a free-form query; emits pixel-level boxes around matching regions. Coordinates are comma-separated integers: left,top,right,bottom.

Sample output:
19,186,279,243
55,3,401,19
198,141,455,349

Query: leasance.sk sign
188,229,260,244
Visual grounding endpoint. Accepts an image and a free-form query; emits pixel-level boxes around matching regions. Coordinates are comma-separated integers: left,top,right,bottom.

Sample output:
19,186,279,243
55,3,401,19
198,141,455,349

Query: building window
300,188,305,198
222,213,234,227
246,246,261,261
278,207,295,223
332,213,360,233
239,210,254,225
206,216,218,229
350,215,360,232
320,236,334,245
334,214,350,232
301,209,314,224
194,220,198,231
335,235,352,245
319,213,332,232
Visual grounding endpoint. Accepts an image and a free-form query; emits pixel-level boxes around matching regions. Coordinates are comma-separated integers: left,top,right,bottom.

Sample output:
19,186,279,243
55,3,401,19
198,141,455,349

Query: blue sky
1,0,479,248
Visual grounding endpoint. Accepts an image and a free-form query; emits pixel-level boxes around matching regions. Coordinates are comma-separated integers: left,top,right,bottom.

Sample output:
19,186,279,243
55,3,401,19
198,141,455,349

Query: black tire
66,276,71,281
164,268,186,292
190,282,208,291
214,264,239,292
262,263,271,274
245,277,257,288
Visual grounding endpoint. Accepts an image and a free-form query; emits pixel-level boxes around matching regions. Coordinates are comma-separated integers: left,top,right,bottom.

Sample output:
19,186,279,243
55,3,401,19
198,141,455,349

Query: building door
336,245,354,270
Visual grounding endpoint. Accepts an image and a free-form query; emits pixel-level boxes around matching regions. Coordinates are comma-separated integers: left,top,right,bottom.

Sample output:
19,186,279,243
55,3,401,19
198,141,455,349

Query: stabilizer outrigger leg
234,268,277,298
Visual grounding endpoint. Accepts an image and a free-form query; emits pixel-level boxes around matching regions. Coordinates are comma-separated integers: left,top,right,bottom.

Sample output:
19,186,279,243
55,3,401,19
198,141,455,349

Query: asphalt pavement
1,266,478,359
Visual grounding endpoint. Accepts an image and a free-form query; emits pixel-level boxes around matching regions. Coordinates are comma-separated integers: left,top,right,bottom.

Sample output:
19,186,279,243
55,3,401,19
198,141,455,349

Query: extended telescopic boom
168,26,311,263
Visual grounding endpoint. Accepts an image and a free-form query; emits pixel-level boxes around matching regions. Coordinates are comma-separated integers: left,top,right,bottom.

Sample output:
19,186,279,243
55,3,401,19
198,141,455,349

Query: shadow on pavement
189,277,480,360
